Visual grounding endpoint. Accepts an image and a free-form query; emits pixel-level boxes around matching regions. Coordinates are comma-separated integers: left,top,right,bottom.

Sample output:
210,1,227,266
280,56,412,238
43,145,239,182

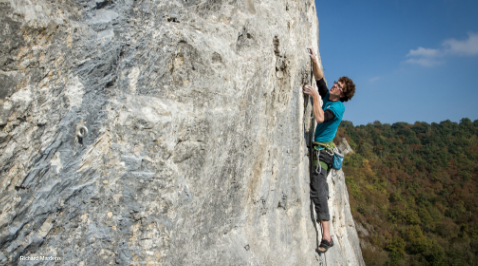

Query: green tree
339,118,478,266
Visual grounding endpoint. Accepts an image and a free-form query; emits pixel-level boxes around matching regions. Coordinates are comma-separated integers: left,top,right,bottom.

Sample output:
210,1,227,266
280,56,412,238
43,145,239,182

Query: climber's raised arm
309,47,324,81
308,48,329,99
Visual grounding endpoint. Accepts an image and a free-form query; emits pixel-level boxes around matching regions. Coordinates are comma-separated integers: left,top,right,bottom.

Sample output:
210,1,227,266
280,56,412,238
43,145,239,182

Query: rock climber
303,47,356,254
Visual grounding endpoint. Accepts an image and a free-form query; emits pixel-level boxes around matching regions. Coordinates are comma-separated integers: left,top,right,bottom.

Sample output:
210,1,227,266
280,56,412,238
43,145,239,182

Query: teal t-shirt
314,92,345,143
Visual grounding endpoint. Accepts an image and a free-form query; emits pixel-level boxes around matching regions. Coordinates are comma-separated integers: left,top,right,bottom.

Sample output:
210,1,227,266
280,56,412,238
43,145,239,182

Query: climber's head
330,76,355,102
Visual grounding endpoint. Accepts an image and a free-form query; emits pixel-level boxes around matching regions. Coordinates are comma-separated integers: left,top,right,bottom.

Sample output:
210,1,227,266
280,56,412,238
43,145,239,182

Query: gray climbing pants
310,150,333,221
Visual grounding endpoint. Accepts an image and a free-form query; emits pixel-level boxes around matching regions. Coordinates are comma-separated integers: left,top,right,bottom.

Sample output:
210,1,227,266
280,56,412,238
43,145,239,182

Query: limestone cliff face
0,0,364,265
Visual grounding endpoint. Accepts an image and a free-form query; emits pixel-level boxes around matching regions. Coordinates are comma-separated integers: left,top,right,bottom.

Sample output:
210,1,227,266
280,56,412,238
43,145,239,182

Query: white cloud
406,47,441,57
442,32,478,56
369,76,380,82
405,58,444,67
405,32,478,67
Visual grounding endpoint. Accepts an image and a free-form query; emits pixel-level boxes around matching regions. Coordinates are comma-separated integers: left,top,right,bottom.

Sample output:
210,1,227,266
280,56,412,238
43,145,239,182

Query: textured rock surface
338,137,354,156
0,0,364,265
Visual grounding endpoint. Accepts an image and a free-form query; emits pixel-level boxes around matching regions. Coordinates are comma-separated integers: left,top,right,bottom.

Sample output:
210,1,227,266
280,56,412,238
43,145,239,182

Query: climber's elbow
316,117,324,124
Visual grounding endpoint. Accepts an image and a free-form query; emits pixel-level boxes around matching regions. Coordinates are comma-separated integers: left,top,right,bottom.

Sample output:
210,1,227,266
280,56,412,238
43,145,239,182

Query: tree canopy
335,118,478,266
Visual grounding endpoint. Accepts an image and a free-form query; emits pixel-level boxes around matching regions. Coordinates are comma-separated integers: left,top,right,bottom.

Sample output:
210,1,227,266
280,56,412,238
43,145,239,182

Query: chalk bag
332,147,344,170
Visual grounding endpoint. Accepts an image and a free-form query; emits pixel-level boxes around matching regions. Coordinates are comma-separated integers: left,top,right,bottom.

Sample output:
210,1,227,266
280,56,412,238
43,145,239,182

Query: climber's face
330,81,344,98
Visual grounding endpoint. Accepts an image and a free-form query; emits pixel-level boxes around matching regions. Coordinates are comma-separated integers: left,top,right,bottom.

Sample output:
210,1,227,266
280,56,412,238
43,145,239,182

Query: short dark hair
338,76,355,102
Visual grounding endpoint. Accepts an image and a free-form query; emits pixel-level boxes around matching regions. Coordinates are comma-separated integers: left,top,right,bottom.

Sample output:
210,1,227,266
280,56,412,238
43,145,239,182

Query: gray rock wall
0,0,364,265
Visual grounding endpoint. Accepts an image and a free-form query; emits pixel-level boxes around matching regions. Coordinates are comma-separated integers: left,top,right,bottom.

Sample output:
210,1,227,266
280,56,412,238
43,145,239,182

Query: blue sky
315,0,478,126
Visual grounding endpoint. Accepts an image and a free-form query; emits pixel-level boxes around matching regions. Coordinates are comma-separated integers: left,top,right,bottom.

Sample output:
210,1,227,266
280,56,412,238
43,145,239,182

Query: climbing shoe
316,238,334,254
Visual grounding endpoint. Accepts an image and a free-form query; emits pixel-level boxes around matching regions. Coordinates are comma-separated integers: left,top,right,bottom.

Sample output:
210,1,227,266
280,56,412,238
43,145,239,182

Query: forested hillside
335,118,478,266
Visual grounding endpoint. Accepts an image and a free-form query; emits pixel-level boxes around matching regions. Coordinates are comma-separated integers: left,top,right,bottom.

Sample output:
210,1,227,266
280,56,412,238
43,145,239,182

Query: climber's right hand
308,47,317,62
303,84,318,98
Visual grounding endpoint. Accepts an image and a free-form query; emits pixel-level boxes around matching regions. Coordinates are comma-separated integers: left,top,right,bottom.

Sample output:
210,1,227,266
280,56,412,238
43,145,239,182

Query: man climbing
303,48,356,254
